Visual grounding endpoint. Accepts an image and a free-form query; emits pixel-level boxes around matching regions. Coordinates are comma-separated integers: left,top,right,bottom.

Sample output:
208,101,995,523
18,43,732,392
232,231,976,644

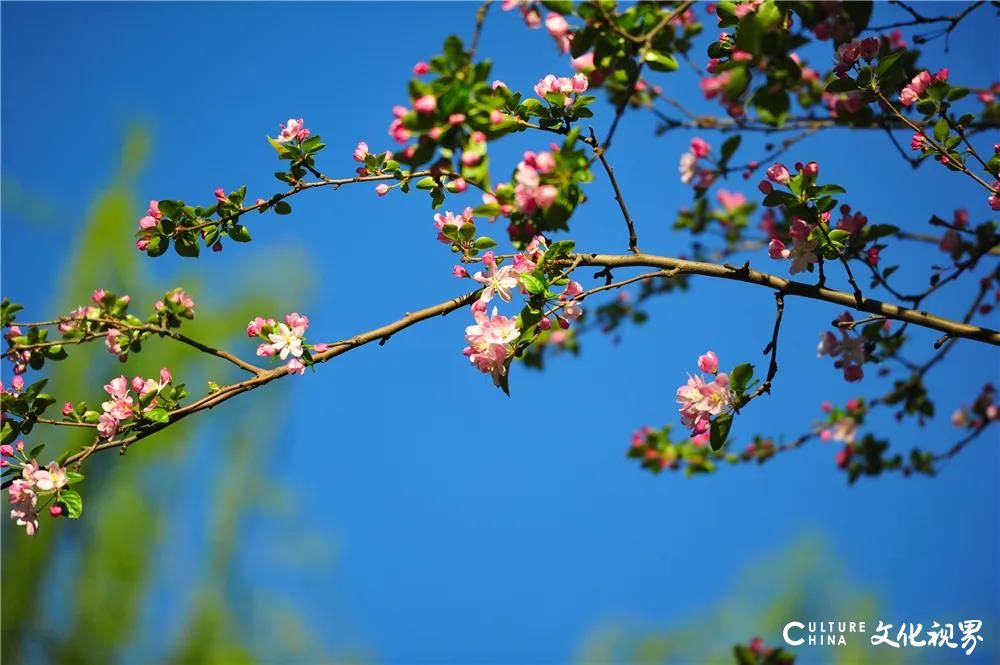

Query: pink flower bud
413,61,430,75
539,317,552,331
215,188,228,203
758,180,773,194
353,141,369,162
766,163,790,184
0,444,13,457
452,177,468,193
92,289,106,303
803,161,819,178
697,351,719,374
62,402,74,416
820,400,833,413
16,441,25,452
490,109,504,125
448,113,466,126
50,504,63,517
375,184,390,197
492,80,507,91
160,368,172,384
212,240,223,253
452,265,469,278
690,137,710,158
414,95,437,114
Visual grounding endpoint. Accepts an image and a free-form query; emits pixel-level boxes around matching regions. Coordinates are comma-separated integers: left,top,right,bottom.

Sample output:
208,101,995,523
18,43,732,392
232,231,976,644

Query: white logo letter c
783,621,805,646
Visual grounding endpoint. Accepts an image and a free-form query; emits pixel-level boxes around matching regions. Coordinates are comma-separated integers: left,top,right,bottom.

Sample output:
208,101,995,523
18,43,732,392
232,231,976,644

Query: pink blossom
473,263,519,303
679,152,697,184
716,189,746,212
353,141,369,162
571,52,595,73
545,12,569,38
413,61,430,75
690,137,710,158
433,208,474,244
766,163,790,184
277,118,310,143
835,445,853,469
464,306,520,385
285,312,309,330
286,358,306,375
452,265,469,278
698,351,719,374
97,412,119,438
104,376,130,399
264,321,306,360
414,95,437,114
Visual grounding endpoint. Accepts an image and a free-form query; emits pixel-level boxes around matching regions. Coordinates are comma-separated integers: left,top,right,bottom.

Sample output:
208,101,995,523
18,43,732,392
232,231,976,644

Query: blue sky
2,2,998,663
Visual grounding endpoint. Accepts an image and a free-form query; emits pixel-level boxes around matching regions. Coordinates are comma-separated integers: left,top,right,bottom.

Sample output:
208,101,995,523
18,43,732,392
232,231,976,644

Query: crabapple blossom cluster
248,313,325,375
898,69,948,107
950,384,999,430
675,351,732,444
463,302,520,386
512,150,559,213
679,137,716,190
533,73,589,106
817,313,867,382
96,370,175,439
767,217,819,274
5,443,80,536
277,118,311,144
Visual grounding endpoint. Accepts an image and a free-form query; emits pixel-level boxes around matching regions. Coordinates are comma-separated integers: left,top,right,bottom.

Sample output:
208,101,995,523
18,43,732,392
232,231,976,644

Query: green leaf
60,490,83,519
644,49,679,72
720,135,742,164
876,50,904,76
143,407,170,424
933,117,949,143
730,363,754,393
273,201,292,215
710,413,733,451
65,471,84,485
825,77,859,93
174,233,200,258
474,236,497,250
762,191,798,207
229,225,252,242
415,176,438,190
520,273,546,295
458,223,476,241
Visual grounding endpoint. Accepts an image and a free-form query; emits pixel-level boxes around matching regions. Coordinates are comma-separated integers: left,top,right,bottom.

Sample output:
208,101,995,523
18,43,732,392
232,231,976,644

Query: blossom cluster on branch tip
676,351,733,446
950,384,999,430
679,137,716,190
97,370,176,439
248,313,326,375
5,441,80,536
817,313,868,383
277,118,311,144
899,69,948,107
533,73,589,107
453,235,584,388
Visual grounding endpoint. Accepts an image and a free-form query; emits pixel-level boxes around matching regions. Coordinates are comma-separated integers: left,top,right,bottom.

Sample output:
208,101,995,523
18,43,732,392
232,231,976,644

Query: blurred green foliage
0,128,345,664
574,534,900,665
